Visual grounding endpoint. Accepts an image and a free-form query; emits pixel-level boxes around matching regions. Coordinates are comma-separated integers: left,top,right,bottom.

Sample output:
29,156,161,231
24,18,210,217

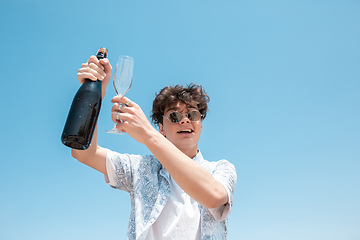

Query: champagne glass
106,55,134,134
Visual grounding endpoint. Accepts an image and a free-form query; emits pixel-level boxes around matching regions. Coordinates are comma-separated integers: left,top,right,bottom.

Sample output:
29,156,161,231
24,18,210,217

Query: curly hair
151,83,210,126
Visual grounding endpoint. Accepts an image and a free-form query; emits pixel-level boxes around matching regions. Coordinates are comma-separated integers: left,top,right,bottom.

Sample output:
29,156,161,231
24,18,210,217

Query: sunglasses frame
163,109,203,123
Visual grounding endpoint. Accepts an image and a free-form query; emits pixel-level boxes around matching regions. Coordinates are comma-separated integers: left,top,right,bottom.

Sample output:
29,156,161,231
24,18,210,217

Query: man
72,55,237,240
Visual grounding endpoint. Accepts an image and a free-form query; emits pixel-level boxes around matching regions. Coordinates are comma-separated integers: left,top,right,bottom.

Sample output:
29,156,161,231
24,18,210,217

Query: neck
180,146,198,159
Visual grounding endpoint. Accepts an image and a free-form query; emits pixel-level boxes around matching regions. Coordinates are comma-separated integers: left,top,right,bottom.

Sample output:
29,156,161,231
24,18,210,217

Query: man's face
159,101,203,156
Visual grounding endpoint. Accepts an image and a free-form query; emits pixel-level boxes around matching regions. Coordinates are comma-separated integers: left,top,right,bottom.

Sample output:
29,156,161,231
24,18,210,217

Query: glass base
105,124,125,135
105,129,124,135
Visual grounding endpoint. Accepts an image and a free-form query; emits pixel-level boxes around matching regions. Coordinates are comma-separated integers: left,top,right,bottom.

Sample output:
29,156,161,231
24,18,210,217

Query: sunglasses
163,110,203,123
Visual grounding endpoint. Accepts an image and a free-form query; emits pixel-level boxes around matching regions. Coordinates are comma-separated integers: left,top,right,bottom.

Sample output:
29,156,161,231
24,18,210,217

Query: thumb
99,58,112,75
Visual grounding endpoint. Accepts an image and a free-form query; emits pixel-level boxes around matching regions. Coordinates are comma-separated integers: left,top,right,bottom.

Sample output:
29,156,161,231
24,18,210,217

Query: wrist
142,128,165,147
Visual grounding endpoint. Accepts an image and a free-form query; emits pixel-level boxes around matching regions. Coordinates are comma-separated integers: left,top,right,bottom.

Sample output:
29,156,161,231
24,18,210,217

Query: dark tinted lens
168,111,183,123
188,110,202,121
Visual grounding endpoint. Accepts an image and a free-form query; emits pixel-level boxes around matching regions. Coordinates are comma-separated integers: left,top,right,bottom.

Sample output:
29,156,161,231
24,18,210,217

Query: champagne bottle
61,48,108,150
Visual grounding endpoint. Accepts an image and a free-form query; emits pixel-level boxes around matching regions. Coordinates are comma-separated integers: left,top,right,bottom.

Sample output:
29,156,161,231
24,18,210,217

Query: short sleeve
209,160,237,221
104,151,117,187
104,149,134,192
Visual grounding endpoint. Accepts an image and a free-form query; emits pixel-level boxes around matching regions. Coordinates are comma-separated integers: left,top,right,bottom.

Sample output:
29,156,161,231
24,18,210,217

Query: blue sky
1,0,359,239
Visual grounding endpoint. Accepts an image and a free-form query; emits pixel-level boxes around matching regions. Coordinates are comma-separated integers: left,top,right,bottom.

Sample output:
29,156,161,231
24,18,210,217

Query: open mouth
177,129,194,134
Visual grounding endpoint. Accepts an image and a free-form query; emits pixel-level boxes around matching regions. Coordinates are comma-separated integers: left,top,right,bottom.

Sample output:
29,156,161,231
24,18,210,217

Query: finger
87,55,105,70
99,58,112,75
116,112,121,121
115,122,126,133
111,103,124,112
88,62,105,80
83,56,105,72
115,115,133,133
111,96,135,108
111,111,121,123
111,111,132,123
78,64,105,81
111,95,127,103
77,72,97,81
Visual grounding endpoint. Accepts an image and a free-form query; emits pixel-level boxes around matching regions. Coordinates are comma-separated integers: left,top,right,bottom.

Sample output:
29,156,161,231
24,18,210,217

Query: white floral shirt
106,150,237,240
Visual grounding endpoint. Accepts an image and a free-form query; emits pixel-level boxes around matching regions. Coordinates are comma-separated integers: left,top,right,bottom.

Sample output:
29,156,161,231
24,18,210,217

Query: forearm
71,123,107,174
144,132,228,209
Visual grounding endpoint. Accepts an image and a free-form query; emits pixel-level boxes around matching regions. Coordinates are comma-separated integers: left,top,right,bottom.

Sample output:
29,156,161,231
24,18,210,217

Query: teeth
179,129,192,133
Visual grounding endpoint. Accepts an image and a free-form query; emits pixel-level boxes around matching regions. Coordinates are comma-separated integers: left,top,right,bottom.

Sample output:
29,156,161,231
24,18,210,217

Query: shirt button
162,196,166,200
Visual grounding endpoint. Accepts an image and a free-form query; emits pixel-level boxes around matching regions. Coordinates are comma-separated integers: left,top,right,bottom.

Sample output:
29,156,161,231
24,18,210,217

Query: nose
179,113,190,124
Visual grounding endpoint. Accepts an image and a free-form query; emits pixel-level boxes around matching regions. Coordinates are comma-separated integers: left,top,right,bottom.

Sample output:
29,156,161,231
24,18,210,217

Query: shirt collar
192,149,204,164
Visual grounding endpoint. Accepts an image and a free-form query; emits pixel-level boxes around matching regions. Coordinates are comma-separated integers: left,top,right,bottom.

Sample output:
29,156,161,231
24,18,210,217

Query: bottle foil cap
97,47,108,59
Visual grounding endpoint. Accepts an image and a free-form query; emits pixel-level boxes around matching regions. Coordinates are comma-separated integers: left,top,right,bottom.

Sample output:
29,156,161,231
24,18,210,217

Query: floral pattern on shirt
107,150,237,240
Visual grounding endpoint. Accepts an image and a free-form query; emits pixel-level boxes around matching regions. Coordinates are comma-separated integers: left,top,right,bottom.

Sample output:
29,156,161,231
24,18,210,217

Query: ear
159,123,165,136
